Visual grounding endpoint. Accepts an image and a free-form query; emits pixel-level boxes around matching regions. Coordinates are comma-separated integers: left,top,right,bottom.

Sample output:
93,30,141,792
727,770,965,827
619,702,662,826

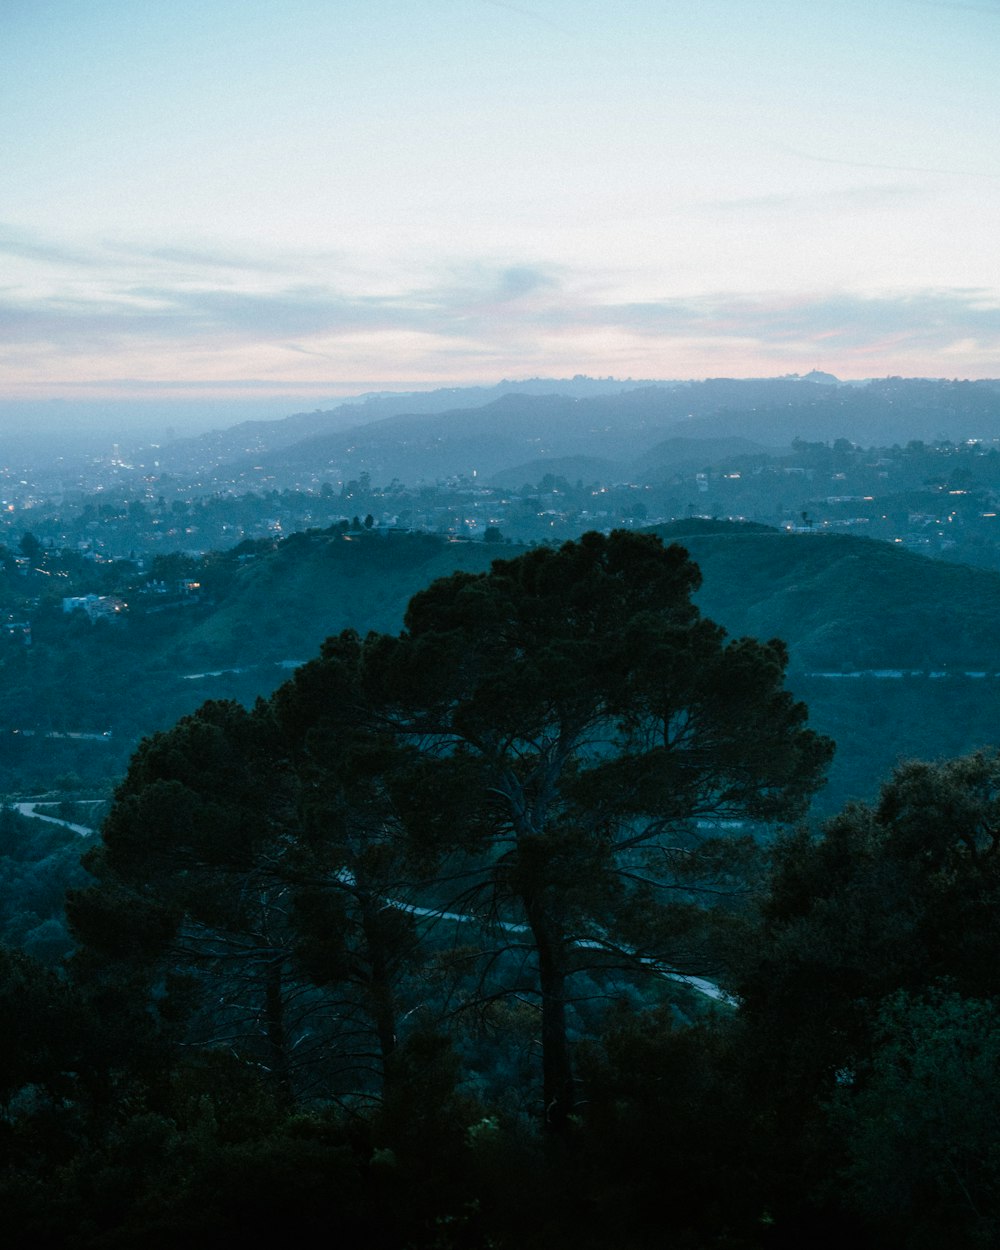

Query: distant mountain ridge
146,376,669,474
146,376,1000,490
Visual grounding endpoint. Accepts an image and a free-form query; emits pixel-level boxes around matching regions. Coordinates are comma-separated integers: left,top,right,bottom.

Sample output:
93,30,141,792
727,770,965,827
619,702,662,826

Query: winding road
11,799,732,1004
13,799,101,837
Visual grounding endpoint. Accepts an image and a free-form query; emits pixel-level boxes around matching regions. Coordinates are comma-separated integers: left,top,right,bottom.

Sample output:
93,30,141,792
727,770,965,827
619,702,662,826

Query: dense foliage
2,530,999,1246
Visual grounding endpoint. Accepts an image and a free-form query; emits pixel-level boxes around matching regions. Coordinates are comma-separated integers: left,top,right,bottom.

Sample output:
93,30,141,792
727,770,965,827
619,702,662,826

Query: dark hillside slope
138,523,1000,815
657,522,1000,671
654,520,1000,810
488,455,622,488
167,530,502,669
200,519,992,678
6,522,1000,812
630,435,771,481
0,531,504,791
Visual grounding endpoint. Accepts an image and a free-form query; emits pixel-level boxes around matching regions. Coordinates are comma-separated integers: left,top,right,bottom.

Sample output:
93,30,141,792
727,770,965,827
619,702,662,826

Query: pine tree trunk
361,898,398,1087
264,955,291,1099
530,908,574,1135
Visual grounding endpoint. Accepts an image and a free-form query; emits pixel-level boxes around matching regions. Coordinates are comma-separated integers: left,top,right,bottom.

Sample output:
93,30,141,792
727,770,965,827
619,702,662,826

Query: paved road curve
9,801,733,1004
13,800,100,837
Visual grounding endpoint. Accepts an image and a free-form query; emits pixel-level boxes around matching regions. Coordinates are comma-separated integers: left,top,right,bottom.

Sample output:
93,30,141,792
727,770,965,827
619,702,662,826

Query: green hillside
0,530,510,792
655,520,1000,670
5,521,1000,812
650,520,1000,809
168,529,502,669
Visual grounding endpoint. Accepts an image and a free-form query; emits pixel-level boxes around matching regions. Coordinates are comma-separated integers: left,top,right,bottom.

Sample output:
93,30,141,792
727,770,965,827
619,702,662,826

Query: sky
2,0,1000,430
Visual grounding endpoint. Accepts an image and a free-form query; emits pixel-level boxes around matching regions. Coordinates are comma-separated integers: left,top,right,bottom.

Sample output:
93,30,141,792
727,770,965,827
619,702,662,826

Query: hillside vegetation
660,520,1000,670
168,529,501,668
4,521,1000,811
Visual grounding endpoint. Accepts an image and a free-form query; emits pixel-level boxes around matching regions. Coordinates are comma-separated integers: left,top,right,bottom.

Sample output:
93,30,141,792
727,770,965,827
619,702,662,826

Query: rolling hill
7,520,1000,813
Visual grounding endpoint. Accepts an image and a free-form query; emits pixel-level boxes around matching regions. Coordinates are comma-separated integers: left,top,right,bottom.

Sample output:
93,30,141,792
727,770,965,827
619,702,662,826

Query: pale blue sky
2,0,999,413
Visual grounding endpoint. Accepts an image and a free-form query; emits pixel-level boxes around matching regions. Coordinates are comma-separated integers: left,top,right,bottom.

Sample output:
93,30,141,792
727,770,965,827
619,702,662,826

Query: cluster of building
61,594,127,622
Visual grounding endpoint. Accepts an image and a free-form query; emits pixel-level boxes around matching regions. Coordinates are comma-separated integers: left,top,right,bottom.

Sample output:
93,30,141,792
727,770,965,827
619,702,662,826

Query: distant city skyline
2,0,999,418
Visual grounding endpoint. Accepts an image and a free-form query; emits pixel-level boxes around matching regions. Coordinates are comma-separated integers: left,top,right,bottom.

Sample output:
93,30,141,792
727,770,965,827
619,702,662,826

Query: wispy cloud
0,263,570,350
0,225,104,269
781,144,1000,181
592,289,1000,349
123,244,293,273
0,226,335,281
707,184,930,213
2,247,999,387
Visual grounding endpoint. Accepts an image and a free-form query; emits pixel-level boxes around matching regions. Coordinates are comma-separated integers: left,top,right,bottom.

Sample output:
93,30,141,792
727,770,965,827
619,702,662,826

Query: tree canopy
364,529,832,1128
734,750,1000,1244
23,533,1000,1246
73,530,831,1134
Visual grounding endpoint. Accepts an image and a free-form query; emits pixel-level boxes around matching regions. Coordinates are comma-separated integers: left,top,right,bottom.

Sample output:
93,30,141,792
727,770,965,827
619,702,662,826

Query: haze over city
2,0,999,439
